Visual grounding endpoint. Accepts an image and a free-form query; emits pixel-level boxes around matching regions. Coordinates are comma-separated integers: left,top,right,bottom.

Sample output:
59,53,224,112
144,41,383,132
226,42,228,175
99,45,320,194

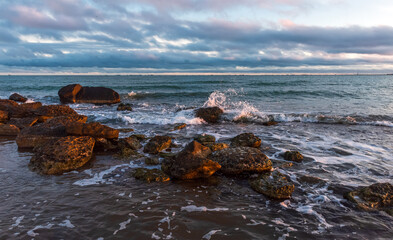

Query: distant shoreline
0,73,392,76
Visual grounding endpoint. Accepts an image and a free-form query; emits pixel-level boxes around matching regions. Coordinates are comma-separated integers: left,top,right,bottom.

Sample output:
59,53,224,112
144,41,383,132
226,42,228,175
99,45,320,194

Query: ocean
0,75,392,239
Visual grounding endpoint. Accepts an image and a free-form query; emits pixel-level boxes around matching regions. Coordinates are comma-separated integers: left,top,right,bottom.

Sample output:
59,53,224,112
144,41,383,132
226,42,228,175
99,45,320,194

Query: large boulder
0,110,8,123
16,123,67,148
34,105,77,117
7,117,38,129
66,122,119,139
231,133,261,148
344,182,392,216
58,84,120,104
119,136,142,150
44,115,88,127
195,107,223,123
143,136,172,154
9,93,27,103
29,136,95,175
212,147,272,175
58,84,83,103
0,100,42,118
0,124,20,136
162,141,221,180
250,171,295,199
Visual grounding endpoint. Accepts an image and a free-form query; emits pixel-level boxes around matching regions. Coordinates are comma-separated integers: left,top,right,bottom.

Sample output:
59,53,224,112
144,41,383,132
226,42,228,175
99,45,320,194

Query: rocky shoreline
0,84,391,216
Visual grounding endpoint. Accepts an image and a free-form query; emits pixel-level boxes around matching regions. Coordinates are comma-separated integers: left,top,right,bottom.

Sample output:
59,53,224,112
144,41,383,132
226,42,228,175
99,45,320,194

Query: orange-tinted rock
0,124,20,136
0,110,8,123
16,123,67,148
44,115,88,127
66,122,119,139
250,171,295,199
29,136,95,175
34,105,78,117
58,84,83,103
231,133,261,148
7,117,38,129
143,136,171,154
162,141,221,179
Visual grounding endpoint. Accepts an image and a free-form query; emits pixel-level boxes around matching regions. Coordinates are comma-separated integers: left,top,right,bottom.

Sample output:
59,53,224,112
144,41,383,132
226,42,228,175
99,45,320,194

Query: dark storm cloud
0,0,392,72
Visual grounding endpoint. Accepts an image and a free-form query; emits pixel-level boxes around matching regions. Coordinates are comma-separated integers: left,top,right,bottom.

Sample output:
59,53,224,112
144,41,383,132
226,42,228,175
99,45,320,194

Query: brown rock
29,136,95,175
210,143,229,152
133,168,170,183
344,182,393,216
212,147,272,175
120,136,142,150
66,122,119,139
0,110,8,123
0,124,20,136
0,101,42,118
195,107,223,123
250,171,295,199
7,117,38,129
162,141,220,179
58,84,83,103
143,136,171,154
44,115,88,128
16,123,67,148
283,151,304,163
173,123,187,131
59,84,120,104
117,103,132,111
94,138,118,152
9,93,27,103
231,133,261,148
194,134,216,146
34,105,77,117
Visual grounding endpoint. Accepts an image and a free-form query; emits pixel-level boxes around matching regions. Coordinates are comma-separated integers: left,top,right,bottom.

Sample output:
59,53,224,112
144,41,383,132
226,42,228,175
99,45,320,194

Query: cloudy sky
1,0,393,74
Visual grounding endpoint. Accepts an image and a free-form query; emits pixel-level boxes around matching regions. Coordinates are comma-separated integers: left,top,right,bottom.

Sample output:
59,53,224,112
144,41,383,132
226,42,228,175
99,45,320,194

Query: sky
1,0,393,74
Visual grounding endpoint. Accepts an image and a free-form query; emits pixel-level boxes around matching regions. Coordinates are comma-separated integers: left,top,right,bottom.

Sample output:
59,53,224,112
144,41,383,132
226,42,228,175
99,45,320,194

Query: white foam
27,223,54,237
10,216,24,229
180,205,229,212
202,230,221,240
113,218,131,235
296,205,333,228
128,91,137,97
58,220,75,228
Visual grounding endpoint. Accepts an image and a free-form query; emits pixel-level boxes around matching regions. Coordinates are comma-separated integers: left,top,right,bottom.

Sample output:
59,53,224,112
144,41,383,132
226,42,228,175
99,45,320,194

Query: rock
132,168,170,183
66,122,119,139
298,175,325,185
0,110,8,123
119,136,142,150
7,117,38,129
118,128,134,133
210,143,229,152
194,134,216,146
115,147,140,159
16,123,67,148
145,157,160,165
250,171,295,199
0,99,18,108
344,182,392,216
58,84,83,103
143,136,172,154
117,103,132,111
212,147,272,175
94,138,118,152
1,102,42,118
44,115,88,128
231,133,261,148
9,93,28,103
162,141,221,180
329,148,353,156
34,105,77,117
173,123,187,131
58,84,120,104
0,124,20,136
131,134,147,141
283,151,304,163
195,107,223,123
29,136,95,175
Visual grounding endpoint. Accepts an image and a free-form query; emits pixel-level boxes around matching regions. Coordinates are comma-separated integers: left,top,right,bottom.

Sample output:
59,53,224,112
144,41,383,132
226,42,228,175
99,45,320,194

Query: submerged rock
143,136,172,154
283,151,304,163
66,122,119,139
231,133,261,148
162,141,221,180
344,182,393,216
58,84,120,104
119,135,142,150
9,93,27,103
173,123,187,131
262,121,278,126
116,103,133,111
195,107,223,123
212,147,272,175
194,134,216,147
0,124,20,136
29,136,95,175
132,168,170,183
145,157,160,165
250,171,295,199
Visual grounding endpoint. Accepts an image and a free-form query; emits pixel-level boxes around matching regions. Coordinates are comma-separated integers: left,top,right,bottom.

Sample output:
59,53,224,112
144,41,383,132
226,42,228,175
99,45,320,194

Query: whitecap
202,230,221,240
180,205,229,212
